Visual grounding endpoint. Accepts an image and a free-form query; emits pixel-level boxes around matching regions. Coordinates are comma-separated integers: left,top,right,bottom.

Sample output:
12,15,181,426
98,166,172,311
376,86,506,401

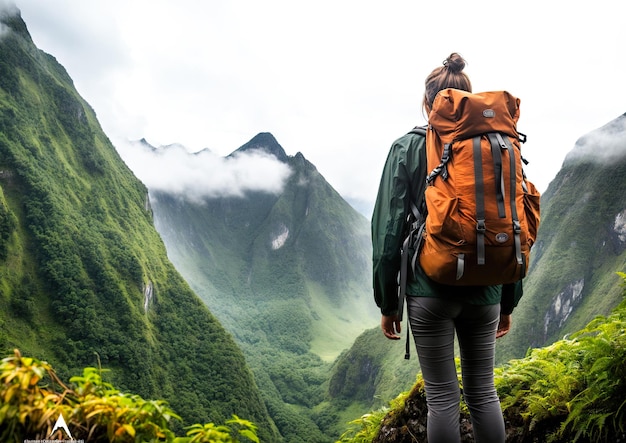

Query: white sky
9,0,626,216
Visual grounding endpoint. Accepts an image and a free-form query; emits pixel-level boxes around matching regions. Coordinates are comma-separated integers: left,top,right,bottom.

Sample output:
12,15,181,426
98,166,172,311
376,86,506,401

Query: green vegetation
0,10,276,441
328,328,416,410
339,272,626,442
0,349,259,442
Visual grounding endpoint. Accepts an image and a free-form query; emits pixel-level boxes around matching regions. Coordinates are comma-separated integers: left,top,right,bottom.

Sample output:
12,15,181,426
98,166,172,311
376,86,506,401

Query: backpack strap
502,135,524,268
489,133,524,268
426,142,452,184
398,125,428,359
487,133,507,218
473,136,486,266
409,125,427,137
409,125,429,218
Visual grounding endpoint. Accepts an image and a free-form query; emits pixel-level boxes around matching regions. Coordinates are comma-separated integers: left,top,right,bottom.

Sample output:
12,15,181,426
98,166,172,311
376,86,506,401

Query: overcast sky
8,0,626,216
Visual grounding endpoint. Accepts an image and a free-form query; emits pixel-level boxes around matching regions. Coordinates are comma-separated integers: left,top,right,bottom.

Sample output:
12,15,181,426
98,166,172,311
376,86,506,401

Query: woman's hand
381,314,401,340
496,314,512,338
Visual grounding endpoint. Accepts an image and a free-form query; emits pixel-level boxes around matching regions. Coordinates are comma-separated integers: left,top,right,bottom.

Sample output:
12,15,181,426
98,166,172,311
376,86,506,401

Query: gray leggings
407,296,505,443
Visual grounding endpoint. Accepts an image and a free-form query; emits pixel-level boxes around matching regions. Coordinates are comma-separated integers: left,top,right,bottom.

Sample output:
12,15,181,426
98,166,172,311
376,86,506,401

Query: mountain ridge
0,7,278,440
490,112,625,359
143,132,378,441
231,131,290,162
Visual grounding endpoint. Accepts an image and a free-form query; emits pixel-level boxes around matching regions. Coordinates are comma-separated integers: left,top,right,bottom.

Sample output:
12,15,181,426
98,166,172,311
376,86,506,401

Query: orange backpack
419,88,541,286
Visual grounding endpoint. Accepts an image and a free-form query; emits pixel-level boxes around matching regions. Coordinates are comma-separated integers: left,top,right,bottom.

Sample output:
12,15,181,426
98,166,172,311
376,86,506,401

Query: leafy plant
495,272,626,442
0,349,259,443
336,411,386,443
181,417,259,443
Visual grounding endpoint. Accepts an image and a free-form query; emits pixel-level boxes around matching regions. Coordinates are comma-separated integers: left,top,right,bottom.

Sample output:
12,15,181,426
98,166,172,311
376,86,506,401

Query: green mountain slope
328,327,416,408
145,133,379,441
0,7,277,440
151,134,377,357
498,113,626,361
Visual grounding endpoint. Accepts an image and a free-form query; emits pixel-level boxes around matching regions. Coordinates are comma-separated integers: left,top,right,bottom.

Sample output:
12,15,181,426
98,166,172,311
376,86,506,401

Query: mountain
497,113,626,361
144,132,379,441
0,6,277,440
149,133,377,356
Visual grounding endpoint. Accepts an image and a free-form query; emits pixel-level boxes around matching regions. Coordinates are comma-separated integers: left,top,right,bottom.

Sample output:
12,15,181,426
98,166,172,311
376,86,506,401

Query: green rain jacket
371,130,522,316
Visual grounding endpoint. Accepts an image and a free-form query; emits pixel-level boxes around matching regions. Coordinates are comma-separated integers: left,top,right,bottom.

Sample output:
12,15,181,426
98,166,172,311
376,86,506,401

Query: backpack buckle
476,219,486,233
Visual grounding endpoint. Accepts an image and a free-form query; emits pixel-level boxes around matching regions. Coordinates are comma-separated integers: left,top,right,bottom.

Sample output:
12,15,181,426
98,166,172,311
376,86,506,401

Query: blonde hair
423,53,472,114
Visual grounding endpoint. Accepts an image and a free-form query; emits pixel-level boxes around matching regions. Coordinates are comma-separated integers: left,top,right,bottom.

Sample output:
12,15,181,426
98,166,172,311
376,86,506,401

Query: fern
499,271,626,442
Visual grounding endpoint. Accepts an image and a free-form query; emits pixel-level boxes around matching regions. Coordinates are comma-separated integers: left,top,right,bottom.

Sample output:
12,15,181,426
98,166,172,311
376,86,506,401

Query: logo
23,412,84,443
50,413,73,439
482,109,495,118
495,233,509,243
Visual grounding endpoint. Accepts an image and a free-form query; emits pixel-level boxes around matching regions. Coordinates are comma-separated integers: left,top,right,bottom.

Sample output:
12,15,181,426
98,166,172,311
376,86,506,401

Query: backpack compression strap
487,133,507,218
503,135,524,267
474,132,524,265
473,136,486,266
426,143,452,184
474,133,524,268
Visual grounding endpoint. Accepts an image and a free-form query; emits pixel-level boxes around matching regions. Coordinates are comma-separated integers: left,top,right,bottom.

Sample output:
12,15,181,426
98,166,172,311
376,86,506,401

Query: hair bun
443,53,466,73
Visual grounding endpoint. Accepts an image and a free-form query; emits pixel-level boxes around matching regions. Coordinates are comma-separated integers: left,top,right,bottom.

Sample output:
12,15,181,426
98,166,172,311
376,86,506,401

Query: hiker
372,53,522,443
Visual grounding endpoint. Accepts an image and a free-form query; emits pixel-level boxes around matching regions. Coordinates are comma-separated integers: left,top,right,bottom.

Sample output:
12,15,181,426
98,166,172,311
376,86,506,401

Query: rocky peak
231,132,289,163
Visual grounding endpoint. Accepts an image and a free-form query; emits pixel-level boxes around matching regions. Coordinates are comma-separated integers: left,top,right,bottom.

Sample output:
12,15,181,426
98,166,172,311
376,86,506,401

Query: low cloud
116,139,293,203
0,0,17,13
0,1,18,39
566,115,626,164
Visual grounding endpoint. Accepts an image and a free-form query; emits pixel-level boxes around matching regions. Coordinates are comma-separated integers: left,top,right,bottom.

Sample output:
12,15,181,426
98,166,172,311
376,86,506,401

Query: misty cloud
0,1,17,14
116,140,292,203
0,1,17,39
566,116,626,164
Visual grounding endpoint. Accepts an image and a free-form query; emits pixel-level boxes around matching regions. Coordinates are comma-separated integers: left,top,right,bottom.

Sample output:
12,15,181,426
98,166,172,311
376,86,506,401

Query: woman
371,53,519,443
